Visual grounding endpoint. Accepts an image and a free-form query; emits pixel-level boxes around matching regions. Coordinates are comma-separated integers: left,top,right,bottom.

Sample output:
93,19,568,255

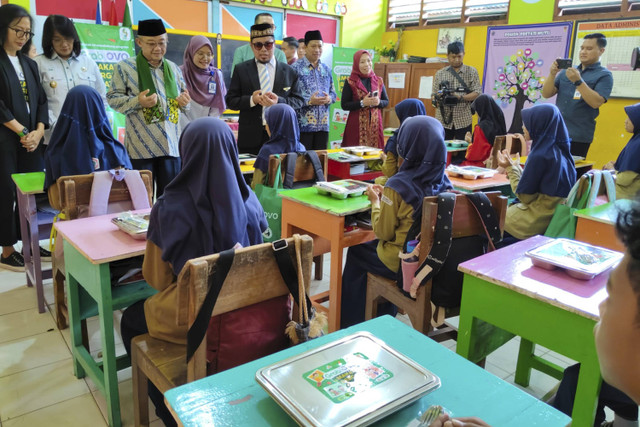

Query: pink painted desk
456,235,612,426
55,210,156,427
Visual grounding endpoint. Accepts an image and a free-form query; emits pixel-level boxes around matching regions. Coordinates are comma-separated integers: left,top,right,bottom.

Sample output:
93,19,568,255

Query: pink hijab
180,35,226,112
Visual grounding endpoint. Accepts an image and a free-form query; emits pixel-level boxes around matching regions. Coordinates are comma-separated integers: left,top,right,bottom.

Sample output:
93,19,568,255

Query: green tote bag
254,158,283,242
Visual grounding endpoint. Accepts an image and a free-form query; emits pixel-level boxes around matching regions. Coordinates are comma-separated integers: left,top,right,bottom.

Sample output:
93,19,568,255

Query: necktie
259,64,271,124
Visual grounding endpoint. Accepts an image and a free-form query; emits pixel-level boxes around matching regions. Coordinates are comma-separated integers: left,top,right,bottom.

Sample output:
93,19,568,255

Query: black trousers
130,156,180,199
121,300,177,427
300,131,329,151
444,125,471,164
570,141,591,158
553,363,638,426
0,139,44,246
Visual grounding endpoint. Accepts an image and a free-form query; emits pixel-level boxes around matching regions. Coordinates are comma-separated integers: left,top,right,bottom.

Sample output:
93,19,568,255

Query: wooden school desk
11,172,54,313
55,211,157,427
326,148,384,181
574,199,630,252
446,171,511,193
280,187,375,332
520,156,595,177
164,315,571,427
456,235,611,426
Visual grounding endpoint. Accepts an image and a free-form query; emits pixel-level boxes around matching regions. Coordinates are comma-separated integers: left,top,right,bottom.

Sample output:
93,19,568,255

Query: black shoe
39,246,52,261
0,251,25,272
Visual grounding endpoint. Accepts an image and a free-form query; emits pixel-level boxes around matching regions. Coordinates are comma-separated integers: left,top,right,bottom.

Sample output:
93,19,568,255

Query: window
387,0,509,29
554,0,640,20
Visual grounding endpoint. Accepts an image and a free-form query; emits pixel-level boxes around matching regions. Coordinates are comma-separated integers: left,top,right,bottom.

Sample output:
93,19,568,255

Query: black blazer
226,59,304,154
0,50,48,144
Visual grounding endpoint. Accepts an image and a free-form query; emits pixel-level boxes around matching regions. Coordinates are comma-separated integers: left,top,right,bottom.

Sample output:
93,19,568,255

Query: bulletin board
572,19,640,99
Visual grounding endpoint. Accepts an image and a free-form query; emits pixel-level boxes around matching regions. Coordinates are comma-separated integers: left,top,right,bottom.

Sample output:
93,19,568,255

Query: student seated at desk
251,103,305,189
496,104,576,246
44,85,131,206
120,117,267,426
376,98,426,186
340,116,452,328
461,94,506,167
431,198,640,427
603,103,640,200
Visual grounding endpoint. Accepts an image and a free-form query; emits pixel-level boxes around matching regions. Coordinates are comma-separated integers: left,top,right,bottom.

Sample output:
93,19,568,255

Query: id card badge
208,80,217,95
573,89,581,100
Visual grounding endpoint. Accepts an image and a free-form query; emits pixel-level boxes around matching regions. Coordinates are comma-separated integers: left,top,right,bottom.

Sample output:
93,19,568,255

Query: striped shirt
432,64,481,130
107,57,187,160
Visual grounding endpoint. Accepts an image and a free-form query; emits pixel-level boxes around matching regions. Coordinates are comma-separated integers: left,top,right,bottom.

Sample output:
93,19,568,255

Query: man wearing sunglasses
226,23,303,154
230,12,287,78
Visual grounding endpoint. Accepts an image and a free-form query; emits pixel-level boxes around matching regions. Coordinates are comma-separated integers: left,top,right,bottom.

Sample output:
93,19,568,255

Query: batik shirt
292,56,337,133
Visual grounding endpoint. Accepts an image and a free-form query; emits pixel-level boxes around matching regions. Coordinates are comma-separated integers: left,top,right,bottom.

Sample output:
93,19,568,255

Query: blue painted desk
165,316,570,426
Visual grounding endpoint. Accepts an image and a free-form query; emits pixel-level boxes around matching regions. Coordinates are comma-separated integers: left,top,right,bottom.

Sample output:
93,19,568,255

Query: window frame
386,0,510,31
552,0,640,21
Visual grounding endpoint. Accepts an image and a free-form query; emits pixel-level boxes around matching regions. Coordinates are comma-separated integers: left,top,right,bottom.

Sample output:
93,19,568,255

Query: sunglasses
252,41,274,50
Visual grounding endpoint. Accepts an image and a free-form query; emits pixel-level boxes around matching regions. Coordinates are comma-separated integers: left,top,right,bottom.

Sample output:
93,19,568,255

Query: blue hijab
44,85,131,189
517,104,576,197
384,98,426,155
615,103,640,174
147,117,267,275
254,104,305,173
386,116,453,213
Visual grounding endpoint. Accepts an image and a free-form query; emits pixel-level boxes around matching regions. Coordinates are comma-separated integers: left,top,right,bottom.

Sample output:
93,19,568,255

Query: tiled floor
0,247,600,426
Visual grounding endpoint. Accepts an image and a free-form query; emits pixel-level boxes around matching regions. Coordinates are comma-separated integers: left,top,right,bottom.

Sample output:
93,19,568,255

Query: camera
432,81,469,108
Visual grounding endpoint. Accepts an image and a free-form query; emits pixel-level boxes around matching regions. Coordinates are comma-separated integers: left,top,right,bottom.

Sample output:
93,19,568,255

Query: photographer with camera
431,41,481,142
542,33,613,158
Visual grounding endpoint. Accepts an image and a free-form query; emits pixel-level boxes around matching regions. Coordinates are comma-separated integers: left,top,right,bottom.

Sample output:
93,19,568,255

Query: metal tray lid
525,238,623,276
255,332,440,427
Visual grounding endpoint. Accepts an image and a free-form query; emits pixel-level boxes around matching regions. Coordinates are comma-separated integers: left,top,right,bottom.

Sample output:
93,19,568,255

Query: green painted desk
55,211,157,427
574,199,632,252
457,235,610,426
165,315,571,426
11,172,54,313
280,187,375,331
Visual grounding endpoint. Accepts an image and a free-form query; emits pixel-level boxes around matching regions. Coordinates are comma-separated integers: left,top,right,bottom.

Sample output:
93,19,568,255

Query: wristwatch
360,100,365,108
17,127,29,137
574,79,583,87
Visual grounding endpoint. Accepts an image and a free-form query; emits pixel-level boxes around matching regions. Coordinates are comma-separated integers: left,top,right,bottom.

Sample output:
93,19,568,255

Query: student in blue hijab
120,117,267,426
497,103,576,243
378,98,426,185
251,103,305,189
604,103,640,200
340,116,452,328
44,85,131,206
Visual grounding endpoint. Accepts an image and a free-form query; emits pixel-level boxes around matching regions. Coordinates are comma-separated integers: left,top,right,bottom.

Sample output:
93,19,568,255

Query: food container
315,180,368,199
238,153,257,164
256,331,440,427
111,212,149,240
343,146,382,157
525,238,623,280
445,139,468,148
445,165,497,180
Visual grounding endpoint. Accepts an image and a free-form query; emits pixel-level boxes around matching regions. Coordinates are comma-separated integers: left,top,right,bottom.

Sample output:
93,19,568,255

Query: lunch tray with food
445,140,469,149
342,146,382,157
525,238,623,280
111,212,149,240
256,331,440,427
314,180,369,199
446,165,497,180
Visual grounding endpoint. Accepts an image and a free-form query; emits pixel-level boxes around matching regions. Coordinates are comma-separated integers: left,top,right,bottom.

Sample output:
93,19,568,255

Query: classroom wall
381,2,638,168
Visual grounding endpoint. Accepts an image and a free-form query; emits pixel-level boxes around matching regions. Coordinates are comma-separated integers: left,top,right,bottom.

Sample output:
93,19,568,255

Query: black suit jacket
225,59,304,154
0,50,48,144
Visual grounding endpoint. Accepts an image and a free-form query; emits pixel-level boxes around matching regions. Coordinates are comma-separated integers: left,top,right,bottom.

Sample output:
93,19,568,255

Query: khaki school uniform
615,171,640,200
372,186,415,272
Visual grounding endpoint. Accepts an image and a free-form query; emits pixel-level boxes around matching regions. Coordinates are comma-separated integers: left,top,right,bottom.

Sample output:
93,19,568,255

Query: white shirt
249,56,276,108
8,55,29,112
34,52,106,143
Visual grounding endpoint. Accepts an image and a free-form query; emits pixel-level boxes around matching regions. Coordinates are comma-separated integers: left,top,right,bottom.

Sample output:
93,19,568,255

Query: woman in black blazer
0,4,48,271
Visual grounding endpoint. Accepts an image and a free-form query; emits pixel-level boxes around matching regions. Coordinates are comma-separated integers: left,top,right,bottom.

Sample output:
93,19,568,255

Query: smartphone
372,90,379,97
556,58,572,69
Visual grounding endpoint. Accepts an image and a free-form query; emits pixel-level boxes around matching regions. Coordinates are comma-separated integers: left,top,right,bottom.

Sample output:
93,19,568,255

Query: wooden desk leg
27,194,46,313
15,190,32,287
515,339,535,387
98,277,123,427
65,270,86,379
328,222,344,332
571,358,602,426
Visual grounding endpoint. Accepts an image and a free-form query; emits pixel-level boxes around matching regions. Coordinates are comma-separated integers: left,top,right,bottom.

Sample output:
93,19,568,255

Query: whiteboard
572,19,640,99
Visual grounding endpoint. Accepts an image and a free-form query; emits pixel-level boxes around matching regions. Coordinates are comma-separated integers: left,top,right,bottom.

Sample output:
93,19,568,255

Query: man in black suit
226,23,304,154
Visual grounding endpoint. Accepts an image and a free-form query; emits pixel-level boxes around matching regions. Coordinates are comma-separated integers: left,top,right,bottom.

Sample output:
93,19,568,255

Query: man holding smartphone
292,30,337,150
542,33,613,157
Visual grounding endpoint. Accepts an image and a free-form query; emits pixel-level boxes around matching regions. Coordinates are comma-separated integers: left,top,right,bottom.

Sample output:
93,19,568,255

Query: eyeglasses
9,27,34,40
52,37,74,46
143,41,168,49
252,41,274,50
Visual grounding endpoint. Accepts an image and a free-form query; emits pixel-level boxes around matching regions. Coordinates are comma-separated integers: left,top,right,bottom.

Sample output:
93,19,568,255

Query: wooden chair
131,235,313,427
488,134,528,169
49,171,153,330
365,192,507,340
267,151,328,280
